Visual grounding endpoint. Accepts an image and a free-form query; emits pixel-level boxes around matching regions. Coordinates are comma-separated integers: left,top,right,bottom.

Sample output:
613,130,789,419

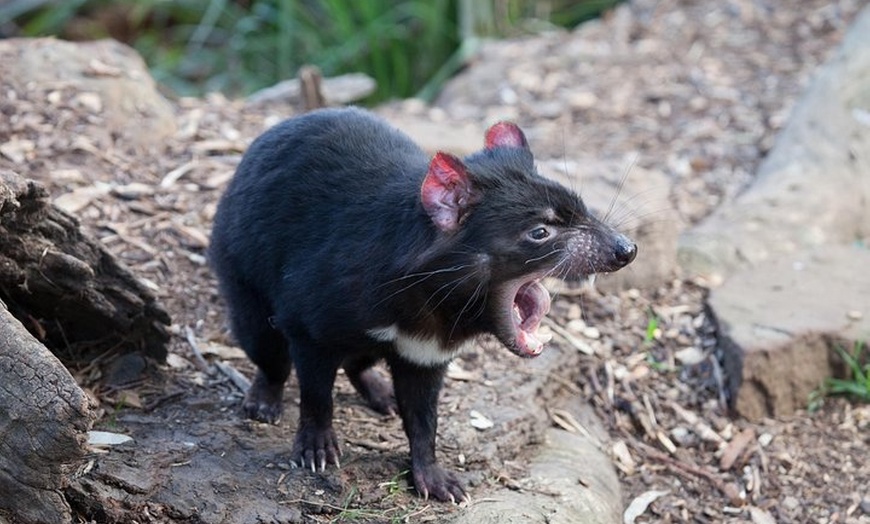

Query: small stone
670,426,692,446
582,326,601,339
568,91,598,110
0,138,35,164
74,92,103,113
566,304,583,320
112,182,154,200
530,100,563,119
567,318,587,331
674,346,706,366
87,431,133,448
469,410,494,430
611,440,635,473
847,310,863,320
50,168,85,183
860,498,870,515
105,353,148,386
498,86,518,105
758,432,774,447
782,496,800,511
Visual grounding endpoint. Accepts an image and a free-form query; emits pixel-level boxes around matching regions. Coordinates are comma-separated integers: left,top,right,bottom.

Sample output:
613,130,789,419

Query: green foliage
643,311,659,346
827,341,869,400
642,310,675,372
2,0,619,102
809,341,869,411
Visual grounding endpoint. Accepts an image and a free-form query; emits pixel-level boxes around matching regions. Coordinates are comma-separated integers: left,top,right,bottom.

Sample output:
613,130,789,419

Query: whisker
448,279,486,341
377,263,474,288
372,262,478,308
421,270,479,314
603,153,638,222
609,208,672,229
525,248,561,265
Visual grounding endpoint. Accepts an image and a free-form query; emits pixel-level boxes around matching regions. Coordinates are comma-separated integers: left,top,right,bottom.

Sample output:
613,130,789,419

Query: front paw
412,463,468,503
291,423,342,472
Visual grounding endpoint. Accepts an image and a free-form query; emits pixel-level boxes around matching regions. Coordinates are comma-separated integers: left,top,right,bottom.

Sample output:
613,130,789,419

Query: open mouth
505,279,553,358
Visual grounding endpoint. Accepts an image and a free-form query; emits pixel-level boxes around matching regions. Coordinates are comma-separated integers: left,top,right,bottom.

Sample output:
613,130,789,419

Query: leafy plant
826,341,869,400
641,310,675,372
809,340,869,411
2,0,620,101
643,311,659,346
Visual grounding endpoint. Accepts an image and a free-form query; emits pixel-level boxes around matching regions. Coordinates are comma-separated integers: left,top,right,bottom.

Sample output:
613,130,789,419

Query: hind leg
343,354,396,415
221,277,291,423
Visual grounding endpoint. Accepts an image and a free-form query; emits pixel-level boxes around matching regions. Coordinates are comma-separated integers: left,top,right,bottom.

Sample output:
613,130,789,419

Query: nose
615,235,637,267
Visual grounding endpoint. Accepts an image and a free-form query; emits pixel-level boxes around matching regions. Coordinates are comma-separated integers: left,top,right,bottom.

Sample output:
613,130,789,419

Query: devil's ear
484,121,529,150
421,152,479,232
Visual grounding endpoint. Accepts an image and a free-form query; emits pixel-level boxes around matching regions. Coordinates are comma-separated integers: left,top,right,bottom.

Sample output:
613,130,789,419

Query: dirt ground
1,0,869,522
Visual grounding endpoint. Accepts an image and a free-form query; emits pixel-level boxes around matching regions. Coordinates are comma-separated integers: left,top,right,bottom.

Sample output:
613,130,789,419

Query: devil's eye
528,226,551,242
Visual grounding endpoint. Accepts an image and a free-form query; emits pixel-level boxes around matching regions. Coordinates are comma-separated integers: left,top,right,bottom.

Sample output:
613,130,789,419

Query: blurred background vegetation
0,0,620,102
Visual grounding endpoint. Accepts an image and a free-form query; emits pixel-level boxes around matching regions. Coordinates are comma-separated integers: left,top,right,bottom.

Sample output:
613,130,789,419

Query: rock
678,7,870,281
709,245,870,421
447,402,622,524
383,114,484,157
0,38,176,151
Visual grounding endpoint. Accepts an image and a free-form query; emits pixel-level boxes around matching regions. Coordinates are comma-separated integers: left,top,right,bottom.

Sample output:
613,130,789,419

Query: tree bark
0,169,170,363
0,169,170,521
0,303,96,523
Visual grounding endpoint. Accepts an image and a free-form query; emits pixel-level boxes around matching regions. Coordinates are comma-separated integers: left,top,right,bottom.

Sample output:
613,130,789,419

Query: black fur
209,107,635,502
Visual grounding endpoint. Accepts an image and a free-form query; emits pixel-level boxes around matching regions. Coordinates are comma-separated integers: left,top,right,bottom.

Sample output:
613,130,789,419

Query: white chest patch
366,325,472,367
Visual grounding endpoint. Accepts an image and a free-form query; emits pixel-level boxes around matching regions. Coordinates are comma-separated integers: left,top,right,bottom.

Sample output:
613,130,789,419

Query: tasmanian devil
209,107,636,502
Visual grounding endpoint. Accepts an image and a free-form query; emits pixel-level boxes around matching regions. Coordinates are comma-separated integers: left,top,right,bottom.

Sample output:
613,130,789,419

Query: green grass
826,341,869,400
1,0,620,101
642,310,676,372
643,311,659,346
809,340,869,411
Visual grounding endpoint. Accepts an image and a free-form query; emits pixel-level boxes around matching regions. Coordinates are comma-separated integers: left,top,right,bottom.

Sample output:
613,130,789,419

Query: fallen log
0,169,170,363
0,169,171,522
0,304,96,523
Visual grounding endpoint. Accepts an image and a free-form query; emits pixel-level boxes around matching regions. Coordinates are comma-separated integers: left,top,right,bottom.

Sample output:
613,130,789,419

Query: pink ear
421,153,478,232
484,121,529,150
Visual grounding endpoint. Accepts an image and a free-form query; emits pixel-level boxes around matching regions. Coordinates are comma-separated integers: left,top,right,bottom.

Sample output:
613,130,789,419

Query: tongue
514,281,553,356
